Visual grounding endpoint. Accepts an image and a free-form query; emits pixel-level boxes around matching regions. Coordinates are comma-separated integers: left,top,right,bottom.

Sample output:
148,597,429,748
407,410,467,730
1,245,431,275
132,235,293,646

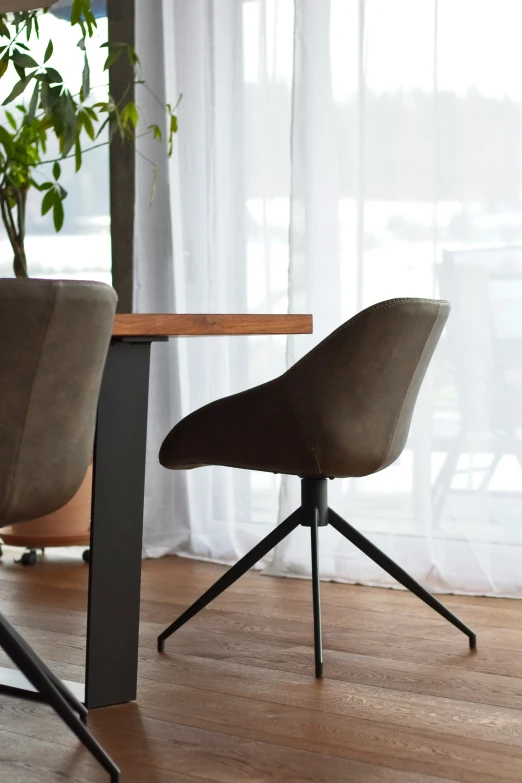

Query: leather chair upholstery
0,278,119,781
0,279,117,526
160,297,450,477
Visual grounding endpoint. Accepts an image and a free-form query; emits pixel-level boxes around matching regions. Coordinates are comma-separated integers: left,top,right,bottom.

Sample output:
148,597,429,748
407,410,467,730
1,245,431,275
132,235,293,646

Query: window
0,1,111,284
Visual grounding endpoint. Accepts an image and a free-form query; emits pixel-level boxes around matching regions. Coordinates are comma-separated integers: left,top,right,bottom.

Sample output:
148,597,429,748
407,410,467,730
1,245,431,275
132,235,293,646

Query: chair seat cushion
159,375,319,476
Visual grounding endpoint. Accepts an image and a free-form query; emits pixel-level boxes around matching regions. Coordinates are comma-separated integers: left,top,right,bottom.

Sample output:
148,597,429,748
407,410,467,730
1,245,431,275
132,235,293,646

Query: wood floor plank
135,652,522,748
0,693,449,783
0,553,521,781
139,625,522,710
155,608,522,679
139,558,522,630
90,709,449,783
5,614,522,691
107,682,522,783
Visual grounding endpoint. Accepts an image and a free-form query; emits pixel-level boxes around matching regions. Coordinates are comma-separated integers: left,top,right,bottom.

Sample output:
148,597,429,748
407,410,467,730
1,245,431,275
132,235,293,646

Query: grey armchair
157,298,476,677
0,279,119,781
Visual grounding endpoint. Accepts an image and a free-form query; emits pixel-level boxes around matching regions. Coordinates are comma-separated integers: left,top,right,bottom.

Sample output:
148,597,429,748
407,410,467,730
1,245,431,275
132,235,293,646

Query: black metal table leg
85,340,152,709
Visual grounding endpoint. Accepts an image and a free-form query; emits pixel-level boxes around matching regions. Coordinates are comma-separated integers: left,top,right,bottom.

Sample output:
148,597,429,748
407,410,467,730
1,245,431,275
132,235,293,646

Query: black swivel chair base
158,477,477,676
0,613,119,781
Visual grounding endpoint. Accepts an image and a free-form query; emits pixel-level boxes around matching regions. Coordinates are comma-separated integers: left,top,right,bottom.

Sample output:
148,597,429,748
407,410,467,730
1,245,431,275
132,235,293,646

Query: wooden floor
0,551,521,782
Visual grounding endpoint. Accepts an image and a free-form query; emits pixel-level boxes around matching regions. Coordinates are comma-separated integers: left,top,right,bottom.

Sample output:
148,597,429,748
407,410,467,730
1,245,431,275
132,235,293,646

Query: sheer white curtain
135,0,522,597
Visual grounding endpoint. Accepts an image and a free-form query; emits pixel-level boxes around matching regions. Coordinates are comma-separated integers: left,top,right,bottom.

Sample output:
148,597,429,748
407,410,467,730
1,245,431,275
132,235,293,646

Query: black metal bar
86,340,151,709
0,613,119,781
0,613,87,721
310,512,323,677
158,508,302,650
328,508,476,649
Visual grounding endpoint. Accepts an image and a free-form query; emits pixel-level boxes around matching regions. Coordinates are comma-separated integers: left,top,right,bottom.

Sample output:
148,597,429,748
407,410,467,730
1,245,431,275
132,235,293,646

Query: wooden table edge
112,313,313,337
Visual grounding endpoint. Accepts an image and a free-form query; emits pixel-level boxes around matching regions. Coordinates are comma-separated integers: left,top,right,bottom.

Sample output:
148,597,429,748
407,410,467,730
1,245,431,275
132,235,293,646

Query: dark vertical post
301,478,327,678
310,513,323,678
108,0,135,313
86,340,151,708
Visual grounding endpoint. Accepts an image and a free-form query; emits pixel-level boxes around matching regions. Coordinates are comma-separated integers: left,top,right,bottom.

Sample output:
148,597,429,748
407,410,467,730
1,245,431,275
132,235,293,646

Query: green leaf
0,53,8,78
39,181,53,190
40,81,61,111
77,37,85,52
79,108,95,140
2,76,30,105
82,53,90,99
41,188,55,216
53,196,64,231
121,100,138,129
103,47,123,71
57,94,77,157
12,51,38,69
126,44,139,67
52,160,60,180
27,81,39,123
5,111,16,130
70,0,82,26
148,124,162,141
0,126,13,155
95,115,109,139
44,67,62,84
0,19,11,39
44,39,53,62
75,137,82,172
170,115,178,134
100,40,126,49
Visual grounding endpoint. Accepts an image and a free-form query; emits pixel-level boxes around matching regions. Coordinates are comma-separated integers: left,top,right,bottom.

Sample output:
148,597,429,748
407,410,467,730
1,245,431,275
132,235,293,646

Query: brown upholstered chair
0,279,119,781
157,298,476,676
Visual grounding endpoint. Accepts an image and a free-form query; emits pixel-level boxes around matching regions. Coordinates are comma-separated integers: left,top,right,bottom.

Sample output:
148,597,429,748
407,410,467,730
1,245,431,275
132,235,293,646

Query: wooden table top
112,313,313,337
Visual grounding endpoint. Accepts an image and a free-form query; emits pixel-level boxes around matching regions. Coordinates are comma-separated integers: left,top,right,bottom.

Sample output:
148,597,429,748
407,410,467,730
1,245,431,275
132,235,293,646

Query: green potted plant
0,0,177,563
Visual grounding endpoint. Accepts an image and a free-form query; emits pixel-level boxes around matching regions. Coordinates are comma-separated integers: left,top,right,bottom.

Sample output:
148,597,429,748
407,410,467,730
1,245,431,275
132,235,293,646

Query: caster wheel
82,549,90,564
21,550,37,567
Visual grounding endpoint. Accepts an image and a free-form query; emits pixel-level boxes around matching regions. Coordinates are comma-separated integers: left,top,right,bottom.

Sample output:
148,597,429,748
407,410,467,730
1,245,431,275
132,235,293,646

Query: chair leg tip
315,663,323,678
469,634,477,650
157,639,165,653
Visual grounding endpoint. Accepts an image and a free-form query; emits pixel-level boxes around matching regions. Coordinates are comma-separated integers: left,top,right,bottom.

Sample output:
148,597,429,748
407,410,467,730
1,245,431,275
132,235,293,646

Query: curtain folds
135,0,522,597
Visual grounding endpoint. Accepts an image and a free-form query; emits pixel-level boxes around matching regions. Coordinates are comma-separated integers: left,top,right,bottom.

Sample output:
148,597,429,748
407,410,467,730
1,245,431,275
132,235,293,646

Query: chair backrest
0,279,117,525
286,297,449,477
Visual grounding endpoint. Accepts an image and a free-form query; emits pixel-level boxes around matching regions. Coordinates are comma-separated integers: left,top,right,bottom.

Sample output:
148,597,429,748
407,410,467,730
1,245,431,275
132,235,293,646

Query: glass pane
0,2,111,283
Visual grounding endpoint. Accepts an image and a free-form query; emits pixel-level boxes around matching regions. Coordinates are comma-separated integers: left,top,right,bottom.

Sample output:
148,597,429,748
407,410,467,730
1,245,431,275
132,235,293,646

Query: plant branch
0,190,17,247
135,147,158,168
28,127,156,167
137,80,170,114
